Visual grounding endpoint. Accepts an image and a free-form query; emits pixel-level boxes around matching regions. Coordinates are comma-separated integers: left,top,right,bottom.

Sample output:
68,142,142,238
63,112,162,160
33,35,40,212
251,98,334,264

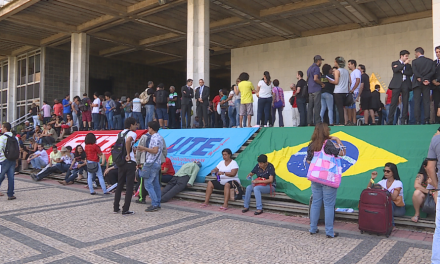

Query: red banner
49,130,148,159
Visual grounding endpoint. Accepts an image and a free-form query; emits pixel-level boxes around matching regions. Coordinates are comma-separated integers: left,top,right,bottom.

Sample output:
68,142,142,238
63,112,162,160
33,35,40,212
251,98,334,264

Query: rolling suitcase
358,187,393,237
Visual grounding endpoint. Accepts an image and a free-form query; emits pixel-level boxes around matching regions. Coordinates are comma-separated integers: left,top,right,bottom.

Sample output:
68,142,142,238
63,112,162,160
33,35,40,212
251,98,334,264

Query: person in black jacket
180,79,194,129
195,79,210,128
432,46,440,123
387,50,413,125
412,47,436,124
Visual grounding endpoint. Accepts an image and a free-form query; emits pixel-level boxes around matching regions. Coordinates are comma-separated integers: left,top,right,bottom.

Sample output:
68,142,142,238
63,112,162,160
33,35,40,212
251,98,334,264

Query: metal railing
10,113,32,130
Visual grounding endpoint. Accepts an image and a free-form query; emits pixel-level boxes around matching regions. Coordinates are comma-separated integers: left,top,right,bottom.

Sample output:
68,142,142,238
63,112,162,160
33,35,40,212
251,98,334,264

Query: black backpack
4,134,19,161
111,130,130,167
156,90,168,104
79,98,90,112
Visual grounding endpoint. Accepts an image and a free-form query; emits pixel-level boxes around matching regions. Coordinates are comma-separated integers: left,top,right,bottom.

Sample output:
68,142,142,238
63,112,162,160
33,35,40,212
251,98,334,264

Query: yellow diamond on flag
265,131,407,191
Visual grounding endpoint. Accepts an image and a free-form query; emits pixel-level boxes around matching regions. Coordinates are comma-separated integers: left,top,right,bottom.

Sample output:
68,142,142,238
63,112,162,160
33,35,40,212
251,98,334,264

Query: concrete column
70,33,89,97
7,56,17,122
434,0,440,56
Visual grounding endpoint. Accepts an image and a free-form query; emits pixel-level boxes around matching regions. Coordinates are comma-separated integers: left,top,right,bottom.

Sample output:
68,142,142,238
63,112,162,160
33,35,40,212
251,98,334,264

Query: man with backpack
0,123,19,200
113,117,138,215
80,93,92,131
140,81,155,128
154,83,169,129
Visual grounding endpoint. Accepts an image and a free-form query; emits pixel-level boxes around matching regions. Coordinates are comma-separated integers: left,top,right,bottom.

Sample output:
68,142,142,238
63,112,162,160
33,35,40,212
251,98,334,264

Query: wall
231,18,433,92
44,47,70,104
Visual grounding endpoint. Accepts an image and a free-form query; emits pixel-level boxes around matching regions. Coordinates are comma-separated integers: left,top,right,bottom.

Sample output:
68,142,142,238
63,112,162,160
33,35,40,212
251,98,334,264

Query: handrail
11,113,32,129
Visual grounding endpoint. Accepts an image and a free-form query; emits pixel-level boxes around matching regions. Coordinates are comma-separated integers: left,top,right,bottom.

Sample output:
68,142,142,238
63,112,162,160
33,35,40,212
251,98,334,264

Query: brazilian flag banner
236,125,437,216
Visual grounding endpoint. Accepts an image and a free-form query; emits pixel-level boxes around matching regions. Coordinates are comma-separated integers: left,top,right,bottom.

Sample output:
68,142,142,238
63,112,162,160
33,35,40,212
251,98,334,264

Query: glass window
34,83,40,99
1,91,6,104
28,56,34,83
27,84,34,99
18,86,25,101
2,65,7,89
35,54,40,73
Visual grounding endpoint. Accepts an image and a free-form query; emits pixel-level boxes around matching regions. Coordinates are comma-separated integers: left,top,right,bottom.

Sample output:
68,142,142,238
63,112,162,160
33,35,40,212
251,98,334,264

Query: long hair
74,145,83,156
382,162,400,181
309,123,330,152
263,71,271,85
84,133,96,145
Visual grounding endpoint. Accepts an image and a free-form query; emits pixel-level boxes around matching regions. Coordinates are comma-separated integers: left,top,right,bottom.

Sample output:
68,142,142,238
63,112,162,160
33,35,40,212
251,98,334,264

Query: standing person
295,71,308,127
41,101,52,125
290,84,300,127
137,121,163,212
113,117,137,215
91,92,101,130
62,94,72,121
80,93,92,131
212,91,221,128
227,84,237,128
0,122,19,200
123,96,133,119
219,89,228,128
168,86,178,129
53,99,63,117
256,71,273,127
29,102,40,129
329,57,349,126
271,79,285,127
71,96,81,129
320,64,335,125
234,79,246,127
154,83,169,129
238,72,254,128
387,50,413,125
412,47,436,124
104,92,115,130
307,55,325,126
357,64,375,125
112,95,123,130
132,93,144,129
84,133,108,195
433,47,440,124
181,79,194,129
195,79,210,128
141,81,155,127
306,123,346,238
347,60,361,125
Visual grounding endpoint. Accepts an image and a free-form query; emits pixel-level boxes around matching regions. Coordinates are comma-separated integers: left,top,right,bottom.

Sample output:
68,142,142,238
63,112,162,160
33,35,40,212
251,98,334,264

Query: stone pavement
0,175,434,264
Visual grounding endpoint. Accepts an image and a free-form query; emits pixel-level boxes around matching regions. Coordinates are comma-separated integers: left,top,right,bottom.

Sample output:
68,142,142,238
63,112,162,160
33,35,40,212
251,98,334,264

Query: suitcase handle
364,210,378,214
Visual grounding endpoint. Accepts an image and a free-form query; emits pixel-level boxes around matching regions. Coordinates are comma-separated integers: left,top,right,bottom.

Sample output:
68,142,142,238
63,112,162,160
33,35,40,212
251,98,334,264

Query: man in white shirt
113,117,138,215
132,93,144,129
0,122,19,200
30,145,69,181
91,92,101,130
27,143,49,171
347,59,361,125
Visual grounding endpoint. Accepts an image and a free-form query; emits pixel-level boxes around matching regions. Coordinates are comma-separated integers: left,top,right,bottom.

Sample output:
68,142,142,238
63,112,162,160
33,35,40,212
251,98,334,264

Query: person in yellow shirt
238,72,254,128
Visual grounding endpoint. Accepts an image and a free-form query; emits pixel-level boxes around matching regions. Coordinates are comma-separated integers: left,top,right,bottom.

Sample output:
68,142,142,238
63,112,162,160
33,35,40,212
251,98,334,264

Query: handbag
253,177,275,197
229,181,243,201
307,140,342,188
216,103,221,115
422,192,436,215
343,93,354,106
392,196,405,207
273,100,283,108
87,162,99,173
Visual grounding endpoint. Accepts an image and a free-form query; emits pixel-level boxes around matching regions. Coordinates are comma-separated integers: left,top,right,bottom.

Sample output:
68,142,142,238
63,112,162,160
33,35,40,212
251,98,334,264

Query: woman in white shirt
202,148,241,210
256,71,273,127
367,162,405,226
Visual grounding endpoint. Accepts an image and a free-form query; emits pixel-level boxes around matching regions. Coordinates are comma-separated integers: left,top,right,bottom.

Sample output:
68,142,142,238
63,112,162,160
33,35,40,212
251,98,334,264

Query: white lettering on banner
60,134,118,153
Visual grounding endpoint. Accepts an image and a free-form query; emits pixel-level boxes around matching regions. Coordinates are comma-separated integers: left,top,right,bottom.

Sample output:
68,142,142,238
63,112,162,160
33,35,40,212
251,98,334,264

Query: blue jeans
105,111,114,130
65,165,85,183
125,112,132,119
145,105,155,127
391,202,406,226
257,97,272,126
244,184,272,210
87,161,107,194
132,112,144,129
30,157,47,169
143,163,161,207
320,93,334,125
228,105,236,127
113,114,122,130
0,159,15,197
72,111,79,128
309,182,338,237
92,113,100,130
272,107,284,127
432,191,440,263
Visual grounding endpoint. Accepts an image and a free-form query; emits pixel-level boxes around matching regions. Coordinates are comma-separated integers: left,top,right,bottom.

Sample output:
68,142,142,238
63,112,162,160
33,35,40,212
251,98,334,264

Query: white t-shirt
35,150,49,164
378,179,405,205
216,160,240,185
121,129,137,162
92,98,101,114
228,90,236,106
60,154,73,165
132,98,141,113
350,69,362,93
258,80,273,98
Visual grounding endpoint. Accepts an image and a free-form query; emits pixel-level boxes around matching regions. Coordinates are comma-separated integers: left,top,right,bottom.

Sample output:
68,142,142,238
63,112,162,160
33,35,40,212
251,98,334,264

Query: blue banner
157,128,258,183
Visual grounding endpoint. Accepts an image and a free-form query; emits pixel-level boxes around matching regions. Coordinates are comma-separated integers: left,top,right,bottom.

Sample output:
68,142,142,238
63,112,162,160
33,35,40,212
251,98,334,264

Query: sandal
219,206,228,211
0,192,4,196
411,216,419,223
200,203,209,208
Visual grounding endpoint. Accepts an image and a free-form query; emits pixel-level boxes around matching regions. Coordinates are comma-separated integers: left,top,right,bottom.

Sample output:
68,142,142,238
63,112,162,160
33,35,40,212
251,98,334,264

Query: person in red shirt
212,90,221,128
53,99,63,117
84,133,108,195
384,88,400,125
161,157,175,183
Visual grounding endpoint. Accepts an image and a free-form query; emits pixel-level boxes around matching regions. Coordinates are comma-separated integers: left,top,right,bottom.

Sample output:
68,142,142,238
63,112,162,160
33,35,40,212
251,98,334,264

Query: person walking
181,79,194,129
329,57,350,126
0,122,19,200
320,64,335,125
256,71,273,127
271,79,285,127
307,55,325,126
195,79,210,128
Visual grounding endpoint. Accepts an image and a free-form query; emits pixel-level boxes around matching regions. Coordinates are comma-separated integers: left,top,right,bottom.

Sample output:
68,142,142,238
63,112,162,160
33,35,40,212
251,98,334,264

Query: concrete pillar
7,56,17,122
434,0,440,56
70,33,89,97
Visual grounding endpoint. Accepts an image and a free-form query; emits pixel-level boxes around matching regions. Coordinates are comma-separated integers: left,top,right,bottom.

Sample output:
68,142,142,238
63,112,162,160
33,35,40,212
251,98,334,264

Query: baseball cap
61,146,69,152
314,55,324,61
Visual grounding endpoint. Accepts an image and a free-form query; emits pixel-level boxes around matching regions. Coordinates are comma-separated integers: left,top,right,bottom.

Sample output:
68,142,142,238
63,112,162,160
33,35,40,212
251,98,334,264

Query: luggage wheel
360,230,363,234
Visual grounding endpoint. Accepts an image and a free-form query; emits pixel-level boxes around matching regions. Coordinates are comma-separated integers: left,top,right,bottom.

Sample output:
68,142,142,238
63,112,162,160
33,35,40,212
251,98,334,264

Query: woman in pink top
41,101,52,125
271,79,285,127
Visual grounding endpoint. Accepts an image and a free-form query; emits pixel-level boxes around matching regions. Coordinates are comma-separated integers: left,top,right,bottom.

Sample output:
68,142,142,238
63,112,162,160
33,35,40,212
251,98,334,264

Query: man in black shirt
295,71,307,127
154,83,170,129
357,64,375,125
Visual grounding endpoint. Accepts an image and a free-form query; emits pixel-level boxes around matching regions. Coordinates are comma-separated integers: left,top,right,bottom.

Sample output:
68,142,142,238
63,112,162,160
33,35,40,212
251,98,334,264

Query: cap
61,146,69,152
16,134,21,138
195,161,202,168
314,55,324,61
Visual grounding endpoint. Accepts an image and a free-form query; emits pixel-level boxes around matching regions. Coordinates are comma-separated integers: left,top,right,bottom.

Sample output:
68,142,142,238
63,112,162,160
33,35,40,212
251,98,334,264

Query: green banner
236,125,437,216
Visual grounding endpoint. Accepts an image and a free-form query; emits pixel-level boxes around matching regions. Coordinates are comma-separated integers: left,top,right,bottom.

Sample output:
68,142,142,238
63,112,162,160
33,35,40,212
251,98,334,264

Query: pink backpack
307,140,342,188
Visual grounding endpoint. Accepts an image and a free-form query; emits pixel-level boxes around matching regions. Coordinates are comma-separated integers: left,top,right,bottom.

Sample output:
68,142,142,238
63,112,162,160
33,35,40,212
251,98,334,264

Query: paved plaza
0,175,434,264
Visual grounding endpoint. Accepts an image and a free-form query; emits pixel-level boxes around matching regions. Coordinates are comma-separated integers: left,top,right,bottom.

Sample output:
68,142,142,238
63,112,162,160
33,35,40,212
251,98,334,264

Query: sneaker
135,199,146,204
93,182,97,188
122,211,135,216
113,209,121,214
145,205,159,212
30,173,38,181
7,196,16,200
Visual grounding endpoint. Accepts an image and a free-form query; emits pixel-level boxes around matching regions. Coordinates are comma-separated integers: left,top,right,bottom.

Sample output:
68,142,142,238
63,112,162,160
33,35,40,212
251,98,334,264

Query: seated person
20,121,34,141
161,156,175,183
15,145,30,174
47,114,58,127
31,146,72,181
27,144,49,170
161,161,201,203
40,124,57,146
58,114,73,140
412,159,437,223
202,148,241,210
242,154,276,215
192,116,200,128
29,125,42,152
16,134,24,147
367,162,405,226
103,155,118,189
61,145,86,185
53,116,63,137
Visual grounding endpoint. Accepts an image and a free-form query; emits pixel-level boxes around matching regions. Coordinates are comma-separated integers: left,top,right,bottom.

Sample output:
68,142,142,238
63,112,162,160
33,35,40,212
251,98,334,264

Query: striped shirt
0,132,19,162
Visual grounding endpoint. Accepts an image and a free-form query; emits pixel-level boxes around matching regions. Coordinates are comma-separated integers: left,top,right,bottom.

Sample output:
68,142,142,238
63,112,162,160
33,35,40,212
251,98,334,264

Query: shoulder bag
307,140,342,188
229,181,244,201
87,162,99,173
422,192,436,215
343,93,355,106
253,177,275,197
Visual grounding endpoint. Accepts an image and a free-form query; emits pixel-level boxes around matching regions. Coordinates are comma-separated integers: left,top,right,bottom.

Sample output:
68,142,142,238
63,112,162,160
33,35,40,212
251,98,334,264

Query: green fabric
235,125,437,216
174,162,200,186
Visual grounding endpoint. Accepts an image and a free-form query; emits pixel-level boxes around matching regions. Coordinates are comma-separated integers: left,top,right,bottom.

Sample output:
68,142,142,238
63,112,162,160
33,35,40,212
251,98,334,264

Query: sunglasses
383,169,391,173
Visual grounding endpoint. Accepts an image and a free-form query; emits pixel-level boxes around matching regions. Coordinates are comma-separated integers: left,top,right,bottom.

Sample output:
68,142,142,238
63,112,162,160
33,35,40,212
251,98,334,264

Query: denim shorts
156,108,168,120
